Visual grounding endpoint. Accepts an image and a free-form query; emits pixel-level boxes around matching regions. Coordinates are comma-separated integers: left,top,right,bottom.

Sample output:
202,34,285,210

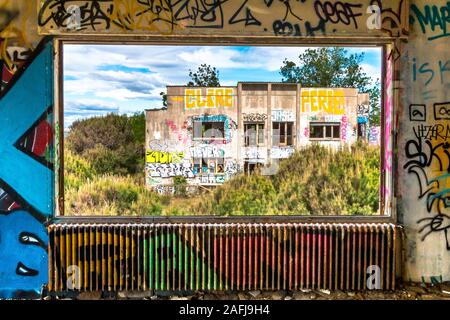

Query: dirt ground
70,282,450,300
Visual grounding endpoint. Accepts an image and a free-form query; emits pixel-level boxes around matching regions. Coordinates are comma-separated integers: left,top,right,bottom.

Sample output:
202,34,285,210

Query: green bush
194,174,277,216
64,138,380,216
66,113,145,175
173,176,188,198
64,148,97,191
273,142,380,215
65,174,163,216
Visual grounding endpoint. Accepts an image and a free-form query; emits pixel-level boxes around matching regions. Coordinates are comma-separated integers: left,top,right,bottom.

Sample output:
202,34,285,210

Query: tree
66,113,145,175
280,47,380,124
160,92,167,107
187,63,220,87
367,79,381,126
159,64,220,106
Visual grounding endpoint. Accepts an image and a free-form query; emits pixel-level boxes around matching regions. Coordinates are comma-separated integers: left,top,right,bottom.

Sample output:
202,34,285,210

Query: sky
63,45,382,129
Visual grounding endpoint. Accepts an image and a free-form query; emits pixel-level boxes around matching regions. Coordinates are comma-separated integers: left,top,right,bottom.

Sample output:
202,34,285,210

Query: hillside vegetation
64,115,380,216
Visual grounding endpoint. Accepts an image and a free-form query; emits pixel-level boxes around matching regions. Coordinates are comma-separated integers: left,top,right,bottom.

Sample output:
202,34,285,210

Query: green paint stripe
143,238,148,289
184,231,188,290
173,231,177,290
155,234,159,290
166,230,171,290
161,232,165,290
179,229,182,290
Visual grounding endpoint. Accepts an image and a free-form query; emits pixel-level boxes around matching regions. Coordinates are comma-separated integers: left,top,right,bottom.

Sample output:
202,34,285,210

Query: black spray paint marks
409,104,426,122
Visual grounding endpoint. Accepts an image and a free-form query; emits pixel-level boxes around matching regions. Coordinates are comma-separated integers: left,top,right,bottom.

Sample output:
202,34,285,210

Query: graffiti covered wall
2,0,450,298
37,0,407,38
146,84,363,192
398,0,450,282
0,41,54,297
0,1,53,299
146,86,239,192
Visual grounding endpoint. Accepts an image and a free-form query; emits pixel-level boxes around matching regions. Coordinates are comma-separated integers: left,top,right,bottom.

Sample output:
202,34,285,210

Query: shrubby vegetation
66,113,145,175
193,142,380,216
65,116,380,216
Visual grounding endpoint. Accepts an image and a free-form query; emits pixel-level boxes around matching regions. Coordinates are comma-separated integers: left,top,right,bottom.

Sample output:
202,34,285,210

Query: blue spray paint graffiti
192,114,237,144
0,211,48,298
0,40,54,298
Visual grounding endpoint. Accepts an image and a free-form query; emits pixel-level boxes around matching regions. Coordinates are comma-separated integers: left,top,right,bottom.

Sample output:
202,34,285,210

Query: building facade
145,83,370,191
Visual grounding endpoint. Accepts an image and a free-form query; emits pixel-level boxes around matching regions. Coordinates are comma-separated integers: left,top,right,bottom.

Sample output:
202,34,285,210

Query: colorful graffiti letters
301,89,345,115
146,150,184,164
146,163,195,179
271,110,295,122
190,145,225,158
185,88,234,109
410,3,450,41
243,113,267,122
341,115,348,142
270,147,294,159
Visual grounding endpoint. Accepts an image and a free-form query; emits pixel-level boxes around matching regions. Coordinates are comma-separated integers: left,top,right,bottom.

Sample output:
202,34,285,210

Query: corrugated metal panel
48,223,399,292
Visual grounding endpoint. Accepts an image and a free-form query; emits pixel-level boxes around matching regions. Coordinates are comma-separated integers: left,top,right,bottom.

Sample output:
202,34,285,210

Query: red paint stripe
237,227,241,290
231,228,235,290
31,120,52,156
295,225,299,289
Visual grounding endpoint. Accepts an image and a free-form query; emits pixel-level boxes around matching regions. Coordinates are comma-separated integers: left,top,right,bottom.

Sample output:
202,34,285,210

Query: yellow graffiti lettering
301,89,345,115
184,88,234,109
146,150,184,164
185,89,196,109
215,89,225,107
225,88,233,107
206,88,215,108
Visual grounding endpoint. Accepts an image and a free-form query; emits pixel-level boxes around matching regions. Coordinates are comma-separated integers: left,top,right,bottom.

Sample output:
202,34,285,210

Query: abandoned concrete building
145,83,372,191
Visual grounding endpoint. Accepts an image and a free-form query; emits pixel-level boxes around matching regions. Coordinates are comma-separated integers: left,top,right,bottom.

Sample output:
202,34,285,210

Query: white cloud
360,63,382,83
63,44,382,123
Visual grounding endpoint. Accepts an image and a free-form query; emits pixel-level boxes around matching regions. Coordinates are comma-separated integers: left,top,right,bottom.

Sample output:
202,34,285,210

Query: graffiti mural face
0,210,48,298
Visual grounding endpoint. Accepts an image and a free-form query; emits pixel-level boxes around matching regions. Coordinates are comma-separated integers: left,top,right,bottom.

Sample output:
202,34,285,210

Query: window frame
54,38,394,223
309,122,341,141
244,122,265,147
272,121,294,146
193,120,226,142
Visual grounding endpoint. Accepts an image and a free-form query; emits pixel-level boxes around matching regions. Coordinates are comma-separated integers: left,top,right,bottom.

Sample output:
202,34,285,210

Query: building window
272,122,293,146
309,123,340,140
193,121,225,140
244,123,265,146
193,157,224,175
358,122,367,140
244,161,262,175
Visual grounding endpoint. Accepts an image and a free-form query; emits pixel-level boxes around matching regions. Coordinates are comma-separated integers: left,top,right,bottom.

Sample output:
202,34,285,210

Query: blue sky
64,45,381,129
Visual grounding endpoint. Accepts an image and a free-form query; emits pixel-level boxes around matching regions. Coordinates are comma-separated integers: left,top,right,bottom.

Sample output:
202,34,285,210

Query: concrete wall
398,0,450,283
146,86,240,189
146,84,361,190
298,87,359,148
